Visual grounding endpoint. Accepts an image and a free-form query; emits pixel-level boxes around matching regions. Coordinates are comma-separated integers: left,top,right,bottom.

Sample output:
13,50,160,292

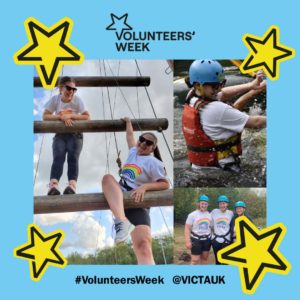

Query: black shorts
125,208,151,227
191,237,211,255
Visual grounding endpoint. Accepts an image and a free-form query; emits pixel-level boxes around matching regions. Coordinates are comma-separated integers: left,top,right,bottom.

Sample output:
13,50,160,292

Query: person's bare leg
102,174,126,220
200,251,209,264
131,225,155,265
191,255,201,265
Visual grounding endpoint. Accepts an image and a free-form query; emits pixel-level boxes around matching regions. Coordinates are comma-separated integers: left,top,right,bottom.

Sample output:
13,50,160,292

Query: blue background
0,0,299,298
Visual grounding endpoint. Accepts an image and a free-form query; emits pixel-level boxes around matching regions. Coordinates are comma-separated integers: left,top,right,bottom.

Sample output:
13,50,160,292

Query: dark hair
141,132,163,161
184,76,193,88
153,146,163,162
58,76,76,87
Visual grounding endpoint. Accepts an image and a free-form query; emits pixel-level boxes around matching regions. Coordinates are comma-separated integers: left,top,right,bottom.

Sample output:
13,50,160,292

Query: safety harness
191,231,211,241
182,91,242,167
211,229,231,244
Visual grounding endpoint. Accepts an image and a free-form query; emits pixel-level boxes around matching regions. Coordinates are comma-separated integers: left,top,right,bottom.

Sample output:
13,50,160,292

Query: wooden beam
34,118,169,134
34,190,173,214
34,76,151,87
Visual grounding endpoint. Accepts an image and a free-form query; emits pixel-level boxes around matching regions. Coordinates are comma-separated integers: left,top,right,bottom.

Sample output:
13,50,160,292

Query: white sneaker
114,219,135,244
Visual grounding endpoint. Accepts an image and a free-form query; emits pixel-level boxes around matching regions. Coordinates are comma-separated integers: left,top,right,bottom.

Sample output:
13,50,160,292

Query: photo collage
33,59,266,265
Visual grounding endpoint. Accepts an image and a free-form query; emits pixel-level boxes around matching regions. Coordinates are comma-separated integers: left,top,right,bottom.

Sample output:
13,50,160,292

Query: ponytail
140,132,163,162
153,146,163,162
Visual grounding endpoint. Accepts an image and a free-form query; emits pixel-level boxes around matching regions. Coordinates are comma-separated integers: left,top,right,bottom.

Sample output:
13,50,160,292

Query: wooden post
34,118,168,134
34,190,173,214
34,76,150,87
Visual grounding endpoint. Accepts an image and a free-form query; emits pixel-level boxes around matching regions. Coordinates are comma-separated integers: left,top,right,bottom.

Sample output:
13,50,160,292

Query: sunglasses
64,85,77,92
139,135,154,146
205,80,227,90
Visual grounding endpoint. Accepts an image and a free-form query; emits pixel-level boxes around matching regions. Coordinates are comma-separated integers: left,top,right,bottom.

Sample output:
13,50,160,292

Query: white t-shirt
190,98,249,140
186,210,212,236
120,147,168,190
44,94,86,115
211,208,233,243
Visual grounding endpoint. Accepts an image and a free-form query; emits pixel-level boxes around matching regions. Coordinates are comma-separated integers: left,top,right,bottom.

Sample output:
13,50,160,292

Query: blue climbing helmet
234,201,246,208
217,195,229,203
198,194,209,202
189,59,225,85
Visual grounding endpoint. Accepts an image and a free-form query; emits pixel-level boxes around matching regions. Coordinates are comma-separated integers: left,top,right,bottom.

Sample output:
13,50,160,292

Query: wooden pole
34,190,173,214
34,76,151,87
34,118,169,134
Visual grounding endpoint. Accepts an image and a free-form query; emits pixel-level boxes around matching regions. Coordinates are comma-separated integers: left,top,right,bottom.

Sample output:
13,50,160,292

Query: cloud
36,211,108,255
151,206,174,224
163,206,174,214
69,213,107,250
35,212,83,225
105,236,114,248
152,223,174,237
104,211,114,224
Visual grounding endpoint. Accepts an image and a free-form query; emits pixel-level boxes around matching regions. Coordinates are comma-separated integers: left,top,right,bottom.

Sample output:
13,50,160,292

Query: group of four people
185,194,251,265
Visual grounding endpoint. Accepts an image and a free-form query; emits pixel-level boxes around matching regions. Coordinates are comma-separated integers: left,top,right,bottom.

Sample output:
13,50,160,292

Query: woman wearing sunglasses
43,76,90,195
182,60,266,173
102,117,169,264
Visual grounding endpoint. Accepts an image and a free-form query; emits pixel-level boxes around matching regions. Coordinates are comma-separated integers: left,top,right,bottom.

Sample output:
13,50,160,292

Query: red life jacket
182,95,242,167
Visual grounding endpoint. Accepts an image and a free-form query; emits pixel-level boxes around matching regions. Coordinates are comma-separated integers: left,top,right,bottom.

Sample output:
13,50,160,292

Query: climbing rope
93,210,102,260
136,66,141,120
98,60,110,173
106,61,143,132
101,60,123,173
103,61,123,175
159,238,167,264
134,60,174,161
158,207,173,237
34,135,45,187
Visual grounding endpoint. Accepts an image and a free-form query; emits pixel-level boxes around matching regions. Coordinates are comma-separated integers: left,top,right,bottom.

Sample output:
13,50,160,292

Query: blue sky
33,60,174,257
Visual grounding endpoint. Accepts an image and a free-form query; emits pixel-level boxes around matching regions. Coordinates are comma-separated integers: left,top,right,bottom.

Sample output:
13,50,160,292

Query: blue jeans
50,133,83,181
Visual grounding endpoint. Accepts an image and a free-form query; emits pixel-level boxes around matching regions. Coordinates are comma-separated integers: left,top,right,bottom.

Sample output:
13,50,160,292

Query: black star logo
106,13,132,34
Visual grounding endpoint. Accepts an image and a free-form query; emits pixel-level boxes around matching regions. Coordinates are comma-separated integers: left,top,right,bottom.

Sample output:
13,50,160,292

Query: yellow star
240,25,295,80
14,224,67,281
218,217,291,294
14,17,84,89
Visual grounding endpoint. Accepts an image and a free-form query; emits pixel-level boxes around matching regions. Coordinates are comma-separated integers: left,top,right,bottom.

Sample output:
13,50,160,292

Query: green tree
67,235,173,265
175,187,266,227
